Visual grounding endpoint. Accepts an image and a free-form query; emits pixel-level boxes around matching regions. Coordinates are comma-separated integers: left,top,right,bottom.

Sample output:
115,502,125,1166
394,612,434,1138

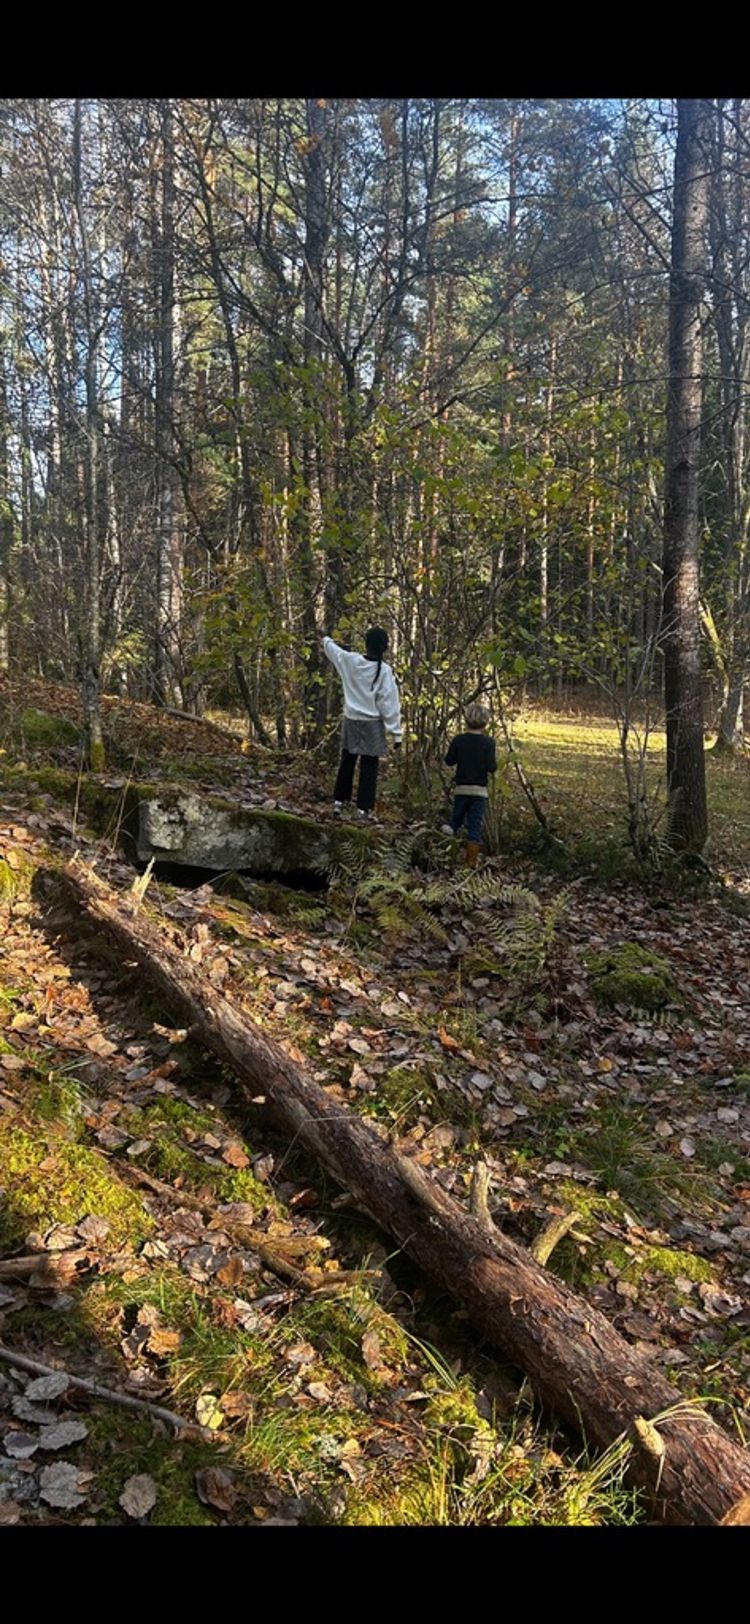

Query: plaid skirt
341,715,387,757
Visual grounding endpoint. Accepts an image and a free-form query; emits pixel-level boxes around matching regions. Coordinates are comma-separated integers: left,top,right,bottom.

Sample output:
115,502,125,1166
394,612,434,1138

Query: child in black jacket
443,702,497,865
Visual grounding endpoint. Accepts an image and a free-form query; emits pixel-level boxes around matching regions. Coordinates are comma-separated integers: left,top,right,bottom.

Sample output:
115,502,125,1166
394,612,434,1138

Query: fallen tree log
52,856,750,1525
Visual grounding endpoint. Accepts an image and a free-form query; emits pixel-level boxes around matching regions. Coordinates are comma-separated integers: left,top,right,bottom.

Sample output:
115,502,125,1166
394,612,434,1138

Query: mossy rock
584,942,679,1011
136,790,374,877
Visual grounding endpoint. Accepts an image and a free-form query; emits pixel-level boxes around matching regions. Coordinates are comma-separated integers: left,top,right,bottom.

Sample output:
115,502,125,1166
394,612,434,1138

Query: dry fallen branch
52,856,750,1525
0,1249,91,1283
469,1162,496,1233
530,1210,578,1266
121,1161,371,1295
0,1342,204,1434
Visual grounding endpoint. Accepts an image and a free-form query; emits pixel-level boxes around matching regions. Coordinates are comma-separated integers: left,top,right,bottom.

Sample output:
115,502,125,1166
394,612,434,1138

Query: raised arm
322,635,346,674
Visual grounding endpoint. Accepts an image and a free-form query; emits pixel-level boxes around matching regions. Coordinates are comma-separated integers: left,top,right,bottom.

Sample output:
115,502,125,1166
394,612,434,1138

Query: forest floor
1,677,750,1527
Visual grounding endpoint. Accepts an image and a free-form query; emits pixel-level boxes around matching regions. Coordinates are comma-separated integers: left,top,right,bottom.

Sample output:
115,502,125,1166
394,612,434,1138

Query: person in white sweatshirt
323,627,402,819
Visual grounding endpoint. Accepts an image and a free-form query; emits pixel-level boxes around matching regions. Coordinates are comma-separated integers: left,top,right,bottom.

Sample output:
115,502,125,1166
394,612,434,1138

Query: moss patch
553,1180,712,1285
12,707,81,748
119,1100,273,1213
0,845,37,902
84,1410,217,1525
360,1064,476,1132
583,942,679,1011
0,1127,151,1248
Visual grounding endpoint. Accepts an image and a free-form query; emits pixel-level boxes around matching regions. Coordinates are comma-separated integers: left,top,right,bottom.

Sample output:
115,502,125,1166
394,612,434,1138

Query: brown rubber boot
465,840,480,868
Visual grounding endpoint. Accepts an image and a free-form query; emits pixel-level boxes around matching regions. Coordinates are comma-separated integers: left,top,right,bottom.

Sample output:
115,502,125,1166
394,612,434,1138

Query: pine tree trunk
663,100,710,853
154,100,179,708
73,100,105,772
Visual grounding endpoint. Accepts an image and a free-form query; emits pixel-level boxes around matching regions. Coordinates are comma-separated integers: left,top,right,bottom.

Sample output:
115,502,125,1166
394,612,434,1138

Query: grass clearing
513,713,750,875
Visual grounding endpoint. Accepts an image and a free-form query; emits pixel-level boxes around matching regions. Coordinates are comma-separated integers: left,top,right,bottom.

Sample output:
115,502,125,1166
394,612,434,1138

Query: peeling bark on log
52,857,750,1525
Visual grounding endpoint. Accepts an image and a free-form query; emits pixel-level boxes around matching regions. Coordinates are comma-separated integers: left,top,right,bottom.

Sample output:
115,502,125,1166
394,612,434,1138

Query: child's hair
365,626,389,690
465,701,489,729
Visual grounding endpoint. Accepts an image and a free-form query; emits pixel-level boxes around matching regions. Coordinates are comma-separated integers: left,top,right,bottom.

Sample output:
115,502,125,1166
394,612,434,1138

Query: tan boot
465,840,480,868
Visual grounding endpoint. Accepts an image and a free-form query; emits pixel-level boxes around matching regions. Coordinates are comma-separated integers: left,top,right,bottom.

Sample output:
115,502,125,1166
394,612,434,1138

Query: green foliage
479,883,572,984
10,708,81,749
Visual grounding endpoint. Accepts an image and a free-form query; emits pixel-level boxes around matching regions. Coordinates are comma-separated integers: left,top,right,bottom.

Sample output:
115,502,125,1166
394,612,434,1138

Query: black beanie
365,626,388,690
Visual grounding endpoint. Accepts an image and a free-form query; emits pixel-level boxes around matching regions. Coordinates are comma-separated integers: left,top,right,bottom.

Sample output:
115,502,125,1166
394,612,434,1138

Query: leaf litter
3,712,750,1524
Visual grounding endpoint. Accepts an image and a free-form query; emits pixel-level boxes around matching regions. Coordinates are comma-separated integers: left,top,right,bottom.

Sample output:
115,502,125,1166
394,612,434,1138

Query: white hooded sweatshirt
323,637,402,742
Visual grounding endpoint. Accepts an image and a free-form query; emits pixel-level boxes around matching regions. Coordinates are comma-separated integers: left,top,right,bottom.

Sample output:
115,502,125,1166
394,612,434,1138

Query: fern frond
374,901,410,936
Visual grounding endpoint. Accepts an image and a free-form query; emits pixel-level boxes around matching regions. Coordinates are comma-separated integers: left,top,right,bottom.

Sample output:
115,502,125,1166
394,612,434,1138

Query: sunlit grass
512,713,749,872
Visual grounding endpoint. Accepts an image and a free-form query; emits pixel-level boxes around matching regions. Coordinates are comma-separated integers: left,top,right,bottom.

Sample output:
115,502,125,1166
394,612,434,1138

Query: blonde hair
465,701,489,729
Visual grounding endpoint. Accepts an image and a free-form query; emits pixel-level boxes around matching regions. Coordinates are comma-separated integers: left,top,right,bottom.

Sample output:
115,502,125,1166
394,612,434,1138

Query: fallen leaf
39,1461,87,1508
85,1033,118,1059
39,1419,89,1450
12,1396,57,1425
361,1329,385,1370
119,1473,157,1519
4,1431,39,1459
438,1027,460,1052
42,1224,79,1253
195,1467,237,1513
25,1372,69,1401
216,1256,244,1288
284,1342,316,1368
654,1121,673,1139
469,1071,494,1091
222,1142,250,1169
147,1326,183,1357
195,1393,224,1430
76,1216,111,1244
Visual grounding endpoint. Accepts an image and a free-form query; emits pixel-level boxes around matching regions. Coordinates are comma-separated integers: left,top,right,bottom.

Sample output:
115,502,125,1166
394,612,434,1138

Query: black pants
334,750,379,813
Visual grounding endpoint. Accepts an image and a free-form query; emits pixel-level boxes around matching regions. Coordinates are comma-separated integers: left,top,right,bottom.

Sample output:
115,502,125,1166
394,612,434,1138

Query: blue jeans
452,795,486,842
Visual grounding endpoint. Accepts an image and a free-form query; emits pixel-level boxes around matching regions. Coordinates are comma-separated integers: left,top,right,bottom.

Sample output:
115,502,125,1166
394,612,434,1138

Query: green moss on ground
119,1100,273,1213
360,1064,477,1132
552,1180,712,1285
84,1411,217,1525
0,1126,151,1249
584,942,679,1011
0,845,38,902
11,707,81,749
287,1291,410,1393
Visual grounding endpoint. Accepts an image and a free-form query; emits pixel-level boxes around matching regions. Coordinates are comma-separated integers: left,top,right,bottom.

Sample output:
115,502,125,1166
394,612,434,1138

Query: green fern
480,885,571,982
328,827,568,977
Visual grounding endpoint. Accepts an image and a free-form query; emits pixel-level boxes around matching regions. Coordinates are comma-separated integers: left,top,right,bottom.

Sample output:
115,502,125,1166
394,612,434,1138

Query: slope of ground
1,681,750,1526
